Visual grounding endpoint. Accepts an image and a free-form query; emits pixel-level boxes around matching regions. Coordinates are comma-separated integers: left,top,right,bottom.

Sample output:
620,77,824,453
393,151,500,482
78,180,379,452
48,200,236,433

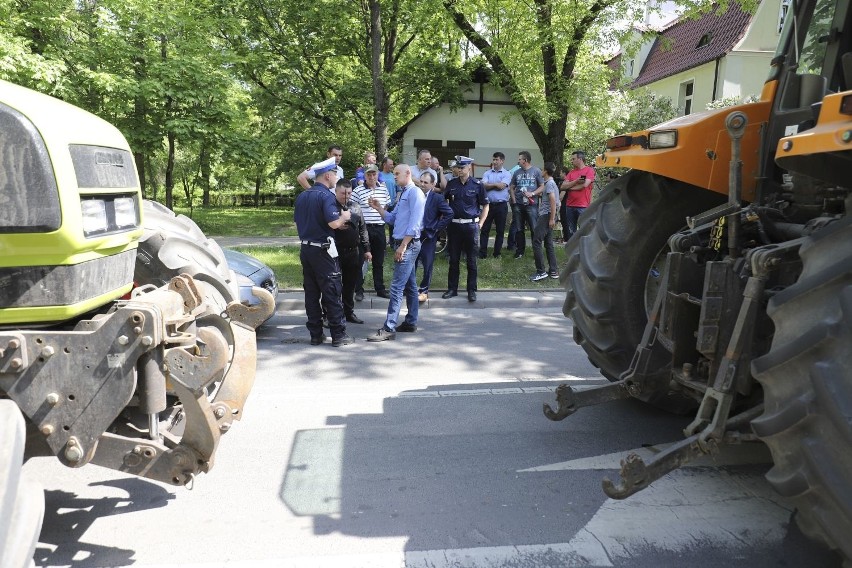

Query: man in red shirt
559,151,595,239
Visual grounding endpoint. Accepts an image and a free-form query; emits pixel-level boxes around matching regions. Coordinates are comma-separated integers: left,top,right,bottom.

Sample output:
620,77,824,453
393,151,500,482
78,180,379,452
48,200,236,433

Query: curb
274,290,563,311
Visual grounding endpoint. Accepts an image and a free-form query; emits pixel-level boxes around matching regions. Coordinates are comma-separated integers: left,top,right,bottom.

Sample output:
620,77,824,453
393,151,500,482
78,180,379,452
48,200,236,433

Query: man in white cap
293,156,354,346
296,145,344,190
443,156,489,302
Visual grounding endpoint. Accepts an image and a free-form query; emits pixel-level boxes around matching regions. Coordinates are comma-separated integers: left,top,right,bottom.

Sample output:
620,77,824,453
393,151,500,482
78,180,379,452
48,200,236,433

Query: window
678,80,694,115
696,32,712,48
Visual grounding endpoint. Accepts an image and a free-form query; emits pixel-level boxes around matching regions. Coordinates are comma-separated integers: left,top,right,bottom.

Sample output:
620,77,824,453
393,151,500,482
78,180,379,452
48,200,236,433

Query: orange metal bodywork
773,90,852,186
776,90,852,159
597,82,779,203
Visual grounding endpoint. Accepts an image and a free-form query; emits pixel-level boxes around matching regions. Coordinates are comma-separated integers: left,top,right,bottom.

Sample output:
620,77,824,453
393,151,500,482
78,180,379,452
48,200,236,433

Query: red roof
632,4,753,87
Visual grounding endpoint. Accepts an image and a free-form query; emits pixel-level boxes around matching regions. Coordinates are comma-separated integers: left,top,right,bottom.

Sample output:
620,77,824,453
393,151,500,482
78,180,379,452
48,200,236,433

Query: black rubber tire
751,215,852,562
562,171,722,409
135,200,239,315
0,400,44,568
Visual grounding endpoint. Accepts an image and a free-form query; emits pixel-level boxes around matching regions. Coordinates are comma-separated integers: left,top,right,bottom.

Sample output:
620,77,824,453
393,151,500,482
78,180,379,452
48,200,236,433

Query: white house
392,78,542,169
615,0,784,114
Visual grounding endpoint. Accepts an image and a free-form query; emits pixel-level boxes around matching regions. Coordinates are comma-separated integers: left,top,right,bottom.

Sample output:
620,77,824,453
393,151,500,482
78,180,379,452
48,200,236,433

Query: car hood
223,247,266,278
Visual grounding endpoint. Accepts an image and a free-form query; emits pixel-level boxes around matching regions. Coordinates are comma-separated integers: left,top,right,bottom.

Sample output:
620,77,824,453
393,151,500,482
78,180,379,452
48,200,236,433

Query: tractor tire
0,400,44,568
135,200,239,315
751,215,852,561
562,171,722,410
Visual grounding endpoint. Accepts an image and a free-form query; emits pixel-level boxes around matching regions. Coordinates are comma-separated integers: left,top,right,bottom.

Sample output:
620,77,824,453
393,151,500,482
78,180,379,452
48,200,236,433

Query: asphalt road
25,305,842,567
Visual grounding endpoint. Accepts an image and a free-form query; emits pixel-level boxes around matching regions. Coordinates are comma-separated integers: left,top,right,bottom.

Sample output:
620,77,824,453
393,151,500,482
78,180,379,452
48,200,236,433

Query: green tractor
0,80,274,566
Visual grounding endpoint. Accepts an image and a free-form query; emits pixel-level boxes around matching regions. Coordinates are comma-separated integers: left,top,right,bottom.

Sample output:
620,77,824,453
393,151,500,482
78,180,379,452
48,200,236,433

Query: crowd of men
293,145,595,345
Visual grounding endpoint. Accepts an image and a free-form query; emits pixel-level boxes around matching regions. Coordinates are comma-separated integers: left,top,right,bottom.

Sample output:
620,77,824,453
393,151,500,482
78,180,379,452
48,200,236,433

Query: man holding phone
559,150,596,239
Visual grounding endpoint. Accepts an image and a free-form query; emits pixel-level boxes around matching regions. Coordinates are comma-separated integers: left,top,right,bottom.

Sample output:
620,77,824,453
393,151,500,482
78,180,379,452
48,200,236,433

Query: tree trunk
254,175,262,206
369,0,388,158
165,131,175,210
134,152,146,198
146,159,159,202
200,144,211,207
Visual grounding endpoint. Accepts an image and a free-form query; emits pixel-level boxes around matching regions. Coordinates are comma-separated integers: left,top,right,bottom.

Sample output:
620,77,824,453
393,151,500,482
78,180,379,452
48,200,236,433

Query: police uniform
294,158,347,343
444,157,489,300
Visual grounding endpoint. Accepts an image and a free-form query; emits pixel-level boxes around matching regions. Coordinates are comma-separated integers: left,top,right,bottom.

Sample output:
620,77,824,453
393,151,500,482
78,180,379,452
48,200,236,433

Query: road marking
517,441,773,472
132,542,611,568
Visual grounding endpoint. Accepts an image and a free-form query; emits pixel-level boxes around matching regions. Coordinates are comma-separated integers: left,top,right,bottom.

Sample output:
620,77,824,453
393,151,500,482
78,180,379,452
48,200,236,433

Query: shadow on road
35,478,174,567
277,380,842,567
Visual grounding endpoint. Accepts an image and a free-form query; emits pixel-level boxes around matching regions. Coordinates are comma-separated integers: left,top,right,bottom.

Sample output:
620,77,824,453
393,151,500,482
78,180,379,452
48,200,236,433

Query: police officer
294,157,354,346
442,156,490,302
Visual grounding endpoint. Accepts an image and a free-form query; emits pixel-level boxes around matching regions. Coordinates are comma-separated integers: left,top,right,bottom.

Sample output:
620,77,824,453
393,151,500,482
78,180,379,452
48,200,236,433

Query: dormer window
697,32,712,48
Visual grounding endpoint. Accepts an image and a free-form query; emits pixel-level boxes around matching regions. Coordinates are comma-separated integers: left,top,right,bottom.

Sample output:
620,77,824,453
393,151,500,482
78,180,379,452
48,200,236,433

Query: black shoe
468,291,477,302
442,290,458,299
332,334,354,347
513,253,523,259
310,335,326,346
355,291,364,302
478,254,487,260
346,313,364,324
367,328,396,342
396,322,417,333
376,290,390,299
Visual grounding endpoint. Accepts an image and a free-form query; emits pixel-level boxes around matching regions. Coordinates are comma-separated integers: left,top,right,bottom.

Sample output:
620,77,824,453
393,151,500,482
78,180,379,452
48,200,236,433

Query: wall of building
401,84,543,168
639,61,717,114
735,0,784,52
719,52,774,100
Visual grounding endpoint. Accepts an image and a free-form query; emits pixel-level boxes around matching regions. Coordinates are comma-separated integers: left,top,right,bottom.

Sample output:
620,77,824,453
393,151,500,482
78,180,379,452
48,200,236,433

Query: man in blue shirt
293,157,354,347
366,164,426,341
479,151,512,258
443,156,490,302
379,156,397,248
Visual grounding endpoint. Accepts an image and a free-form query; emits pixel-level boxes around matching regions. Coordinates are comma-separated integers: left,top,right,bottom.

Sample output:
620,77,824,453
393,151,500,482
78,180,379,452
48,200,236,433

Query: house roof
632,3,753,87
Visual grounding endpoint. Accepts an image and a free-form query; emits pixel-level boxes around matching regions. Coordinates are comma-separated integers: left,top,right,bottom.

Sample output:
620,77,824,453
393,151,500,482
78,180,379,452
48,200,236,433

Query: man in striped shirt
352,165,391,300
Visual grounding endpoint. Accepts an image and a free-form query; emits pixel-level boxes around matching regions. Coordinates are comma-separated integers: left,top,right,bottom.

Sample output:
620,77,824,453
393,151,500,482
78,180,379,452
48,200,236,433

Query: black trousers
300,245,344,339
479,201,508,258
448,222,479,292
357,224,387,293
338,248,361,316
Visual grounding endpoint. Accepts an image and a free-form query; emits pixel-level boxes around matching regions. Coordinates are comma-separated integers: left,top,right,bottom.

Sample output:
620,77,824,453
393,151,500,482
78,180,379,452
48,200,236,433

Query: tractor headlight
648,130,678,149
81,199,109,236
114,197,137,228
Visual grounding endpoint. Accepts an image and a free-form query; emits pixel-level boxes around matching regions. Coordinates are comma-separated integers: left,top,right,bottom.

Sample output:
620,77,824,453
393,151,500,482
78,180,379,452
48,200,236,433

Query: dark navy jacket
422,190,454,240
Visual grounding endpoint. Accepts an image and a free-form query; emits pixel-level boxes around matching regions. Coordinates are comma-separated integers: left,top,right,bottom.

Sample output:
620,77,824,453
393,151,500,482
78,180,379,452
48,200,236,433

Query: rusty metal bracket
543,382,633,421
602,434,710,499
226,287,276,330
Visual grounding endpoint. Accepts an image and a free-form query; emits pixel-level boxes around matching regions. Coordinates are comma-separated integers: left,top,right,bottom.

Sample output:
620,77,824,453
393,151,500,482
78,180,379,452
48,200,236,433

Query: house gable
633,3,753,88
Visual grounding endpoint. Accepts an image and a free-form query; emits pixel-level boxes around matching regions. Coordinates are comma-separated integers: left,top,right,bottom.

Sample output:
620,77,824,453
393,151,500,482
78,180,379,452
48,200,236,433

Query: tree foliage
1,0,711,206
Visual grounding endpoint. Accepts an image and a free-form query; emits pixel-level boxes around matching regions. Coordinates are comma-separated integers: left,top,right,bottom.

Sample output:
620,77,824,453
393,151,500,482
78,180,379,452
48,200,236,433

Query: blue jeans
511,202,538,255
384,239,421,331
563,205,586,238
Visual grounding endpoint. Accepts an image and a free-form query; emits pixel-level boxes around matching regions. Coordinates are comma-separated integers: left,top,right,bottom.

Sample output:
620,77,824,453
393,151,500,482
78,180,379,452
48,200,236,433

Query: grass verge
232,245,568,291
